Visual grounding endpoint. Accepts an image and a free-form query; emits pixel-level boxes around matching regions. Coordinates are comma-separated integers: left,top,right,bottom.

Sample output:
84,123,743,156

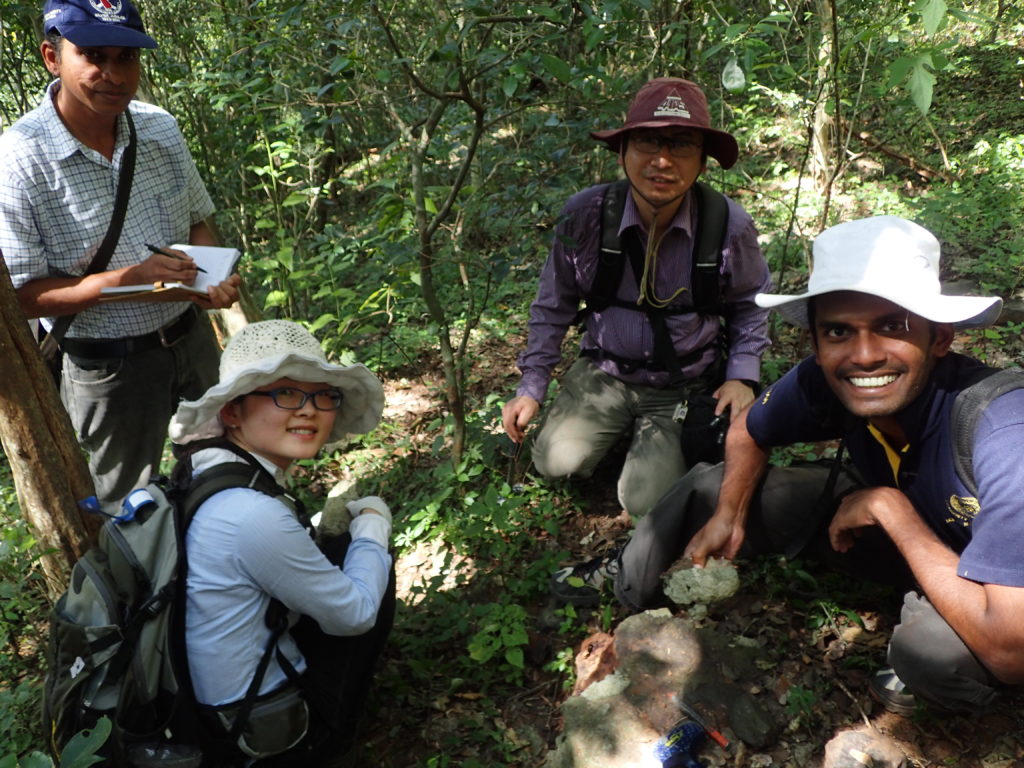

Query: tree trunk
0,255,98,596
810,0,837,193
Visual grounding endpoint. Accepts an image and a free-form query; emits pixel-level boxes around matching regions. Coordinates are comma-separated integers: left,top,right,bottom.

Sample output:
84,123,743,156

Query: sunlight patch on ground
383,378,435,424
395,538,476,605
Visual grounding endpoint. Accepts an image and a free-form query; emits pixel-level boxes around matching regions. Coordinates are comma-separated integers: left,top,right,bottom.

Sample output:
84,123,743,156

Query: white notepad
100,245,240,302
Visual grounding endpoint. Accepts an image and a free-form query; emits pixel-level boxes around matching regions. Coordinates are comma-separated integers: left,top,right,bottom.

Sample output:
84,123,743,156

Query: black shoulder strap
951,367,1024,497
178,443,307,743
690,181,729,314
179,439,304,523
40,110,138,357
575,179,731,385
572,179,631,324
581,178,730,317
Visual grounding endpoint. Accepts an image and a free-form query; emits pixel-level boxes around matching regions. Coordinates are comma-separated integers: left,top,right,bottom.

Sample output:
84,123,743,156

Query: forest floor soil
360,324,1024,767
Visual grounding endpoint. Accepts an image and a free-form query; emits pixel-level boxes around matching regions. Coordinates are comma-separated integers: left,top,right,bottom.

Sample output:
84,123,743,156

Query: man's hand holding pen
145,242,207,273
122,243,241,310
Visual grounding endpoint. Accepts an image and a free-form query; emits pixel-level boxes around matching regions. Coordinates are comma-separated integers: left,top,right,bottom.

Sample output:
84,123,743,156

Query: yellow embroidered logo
761,388,772,405
945,495,979,527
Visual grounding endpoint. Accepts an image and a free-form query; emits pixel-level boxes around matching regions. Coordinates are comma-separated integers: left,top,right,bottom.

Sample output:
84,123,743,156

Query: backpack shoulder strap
951,367,1024,497
182,446,305,526
573,179,630,324
581,179,728,317
175,447,309,742
690,180,729,314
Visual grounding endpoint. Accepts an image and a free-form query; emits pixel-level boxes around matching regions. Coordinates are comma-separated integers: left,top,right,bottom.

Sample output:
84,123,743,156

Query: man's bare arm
830,487,1024,683
16,253,205,319
684,404,770,566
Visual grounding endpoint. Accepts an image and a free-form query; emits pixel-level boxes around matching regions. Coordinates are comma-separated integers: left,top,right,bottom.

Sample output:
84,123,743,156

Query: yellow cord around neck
637,208,689,309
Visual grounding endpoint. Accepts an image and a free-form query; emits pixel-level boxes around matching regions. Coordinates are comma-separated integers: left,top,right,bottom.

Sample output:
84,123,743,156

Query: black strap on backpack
39,110,138,361
575,178,730,386
950,367,1024,497
581,179,730,316
173,441,309,745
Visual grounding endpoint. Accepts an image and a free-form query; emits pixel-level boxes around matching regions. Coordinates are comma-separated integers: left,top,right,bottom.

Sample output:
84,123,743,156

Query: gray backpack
951,367,1024,496
42,447,299,765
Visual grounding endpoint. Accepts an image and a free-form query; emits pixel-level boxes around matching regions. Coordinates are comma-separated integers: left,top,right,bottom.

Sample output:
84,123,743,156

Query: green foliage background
1,0,1023,764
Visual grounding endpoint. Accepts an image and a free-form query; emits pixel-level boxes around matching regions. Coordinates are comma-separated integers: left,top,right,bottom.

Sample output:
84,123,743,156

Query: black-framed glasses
630,132,703,158
246,387,344,411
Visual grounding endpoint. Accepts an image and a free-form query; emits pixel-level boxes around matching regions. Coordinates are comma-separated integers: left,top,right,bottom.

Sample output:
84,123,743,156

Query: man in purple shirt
502,78,771,520
596,216,1024,716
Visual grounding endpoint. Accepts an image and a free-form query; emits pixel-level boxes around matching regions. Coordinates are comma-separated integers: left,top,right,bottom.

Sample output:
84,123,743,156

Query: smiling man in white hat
592,216,1024,716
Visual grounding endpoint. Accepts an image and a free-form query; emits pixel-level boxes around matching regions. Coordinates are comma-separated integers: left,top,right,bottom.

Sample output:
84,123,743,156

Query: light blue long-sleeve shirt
184,448,391,706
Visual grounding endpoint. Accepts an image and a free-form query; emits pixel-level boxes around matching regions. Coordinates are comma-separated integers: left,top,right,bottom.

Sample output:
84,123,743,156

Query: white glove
346,496,391,548
345,496,391,524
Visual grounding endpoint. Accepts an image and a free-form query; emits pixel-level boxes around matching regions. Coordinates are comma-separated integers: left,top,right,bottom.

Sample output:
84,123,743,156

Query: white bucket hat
756,216,1002,329
170,320,385,444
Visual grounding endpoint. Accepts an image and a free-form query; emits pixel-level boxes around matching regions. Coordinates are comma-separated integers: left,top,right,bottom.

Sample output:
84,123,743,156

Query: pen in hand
145,243,208,273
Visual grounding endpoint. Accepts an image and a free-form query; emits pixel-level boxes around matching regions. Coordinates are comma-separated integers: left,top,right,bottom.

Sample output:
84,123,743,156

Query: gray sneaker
550,548,621,607
869,667,917,716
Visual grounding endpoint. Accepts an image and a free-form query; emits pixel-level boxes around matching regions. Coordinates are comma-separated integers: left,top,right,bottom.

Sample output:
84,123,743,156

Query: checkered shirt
0,82,215,339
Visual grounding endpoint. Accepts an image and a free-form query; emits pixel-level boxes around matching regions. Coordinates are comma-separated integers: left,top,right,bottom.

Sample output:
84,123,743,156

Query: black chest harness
574,179,730,387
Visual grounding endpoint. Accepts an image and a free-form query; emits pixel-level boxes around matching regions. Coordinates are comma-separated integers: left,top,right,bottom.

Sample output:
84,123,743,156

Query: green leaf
917,0,947,35
502,75,518,98
841,609,865,627
502,625,528,647
19,755,53,768
886,56,915,88
539,54,571,83
504,647,524,669
328,55,350,75
723,23,747,41
308,313,336,333
59,717,111,768
529,6,560,20
909,60,937,114
264,289,289,309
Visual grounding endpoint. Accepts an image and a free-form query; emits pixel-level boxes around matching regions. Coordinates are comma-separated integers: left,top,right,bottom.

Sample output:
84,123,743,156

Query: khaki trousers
531,358,708,517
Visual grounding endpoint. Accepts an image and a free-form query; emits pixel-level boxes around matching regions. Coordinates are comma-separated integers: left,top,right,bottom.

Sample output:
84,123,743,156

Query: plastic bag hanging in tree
721,57,745,92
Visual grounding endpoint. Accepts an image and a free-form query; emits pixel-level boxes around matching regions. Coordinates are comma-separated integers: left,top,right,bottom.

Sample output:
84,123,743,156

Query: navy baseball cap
43,0,157,49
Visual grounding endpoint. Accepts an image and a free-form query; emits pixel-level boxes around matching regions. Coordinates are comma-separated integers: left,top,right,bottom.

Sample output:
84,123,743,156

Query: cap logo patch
653,92,691,119
89,0,126,23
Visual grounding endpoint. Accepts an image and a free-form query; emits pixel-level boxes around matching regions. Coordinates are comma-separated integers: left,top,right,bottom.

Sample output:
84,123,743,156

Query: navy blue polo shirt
746,353,1024,587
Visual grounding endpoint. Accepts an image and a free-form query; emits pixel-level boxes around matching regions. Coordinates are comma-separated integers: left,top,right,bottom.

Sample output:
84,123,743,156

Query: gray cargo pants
531,358,709,517
615,460,1011,714
61,308,221,509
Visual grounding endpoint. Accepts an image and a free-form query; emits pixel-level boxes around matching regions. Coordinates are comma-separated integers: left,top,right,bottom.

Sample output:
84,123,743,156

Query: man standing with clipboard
0,0,241,510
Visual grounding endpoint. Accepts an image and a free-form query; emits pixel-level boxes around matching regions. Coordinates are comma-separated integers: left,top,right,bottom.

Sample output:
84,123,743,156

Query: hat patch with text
653,92,691,120
89,0,127,24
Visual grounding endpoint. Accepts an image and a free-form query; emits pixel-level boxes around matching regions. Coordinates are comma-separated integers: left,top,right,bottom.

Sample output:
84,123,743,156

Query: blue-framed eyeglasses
246,387,344,411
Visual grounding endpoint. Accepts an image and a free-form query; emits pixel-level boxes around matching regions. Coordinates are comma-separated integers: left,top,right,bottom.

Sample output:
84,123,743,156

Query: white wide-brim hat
170,320,385,445
756,216,1002,329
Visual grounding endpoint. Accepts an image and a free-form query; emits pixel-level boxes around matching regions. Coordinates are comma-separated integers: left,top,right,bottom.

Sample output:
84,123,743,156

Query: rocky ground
540,489,1024,768
355,319,1024,767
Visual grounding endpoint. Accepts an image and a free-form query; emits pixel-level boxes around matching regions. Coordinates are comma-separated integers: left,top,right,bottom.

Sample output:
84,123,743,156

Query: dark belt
61,305,199,359
580,343,711,376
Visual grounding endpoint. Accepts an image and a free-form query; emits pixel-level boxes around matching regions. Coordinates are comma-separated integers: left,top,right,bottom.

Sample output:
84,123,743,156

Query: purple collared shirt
515,183,772,403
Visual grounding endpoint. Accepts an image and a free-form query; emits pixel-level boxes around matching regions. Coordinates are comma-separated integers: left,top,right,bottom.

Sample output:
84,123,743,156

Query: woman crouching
168,320,393,766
